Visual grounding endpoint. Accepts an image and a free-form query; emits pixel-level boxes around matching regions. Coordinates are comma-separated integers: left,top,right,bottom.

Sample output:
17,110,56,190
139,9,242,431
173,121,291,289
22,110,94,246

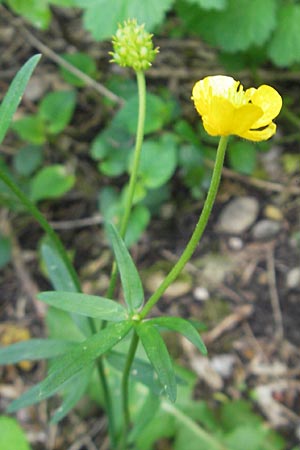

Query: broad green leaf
0,234,11,269
0,339,76,365
149,316,207,355
115,93,174,135
0,54,40,145
38,291,127,321
227,141,257,175
136,321,177,402
12,115,46,144
50,364,93,423
107,222,144,311
39,90,76,134
30,164,75,202
60,52,97,87
13,145,43,176
0,416,31,450
177,0,276,52
137,134,178,188
184,0,226,10
8,320,132,412
268,4,300,67
76,0,173,41
6,0,51,29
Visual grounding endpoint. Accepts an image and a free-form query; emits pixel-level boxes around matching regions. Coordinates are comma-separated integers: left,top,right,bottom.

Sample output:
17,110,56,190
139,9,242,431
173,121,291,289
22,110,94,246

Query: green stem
140,135,229,319
106,70,147,300
0,167,118,446
118,331,139,449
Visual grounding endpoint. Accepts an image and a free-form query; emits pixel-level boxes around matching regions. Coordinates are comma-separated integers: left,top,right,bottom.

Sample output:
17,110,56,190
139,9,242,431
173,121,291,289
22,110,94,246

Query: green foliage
39,90,76,134
107,223,144,311
13,145,44,177
136,321,177,402
60,52,98,87
38,291,127,321
0,54,41,145
4,0,76,29
227,141,258,175
7,321,132,413
76,0,174,40
0,234,11,268
268,4,300,67
29,164,75,202
0,416,32,450
176,0,277,52
149,316,207,355
12,90,76,144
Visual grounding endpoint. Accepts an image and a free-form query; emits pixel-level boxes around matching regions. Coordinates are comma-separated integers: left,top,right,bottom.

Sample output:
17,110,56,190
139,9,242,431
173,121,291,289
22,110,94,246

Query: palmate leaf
0,339,76,365
0,54,41,145
8,321,132,412
177,0,276,52
149,316,207,355
75,0,173,41
38,291,127,321
107,222,144,311
136,321,176,402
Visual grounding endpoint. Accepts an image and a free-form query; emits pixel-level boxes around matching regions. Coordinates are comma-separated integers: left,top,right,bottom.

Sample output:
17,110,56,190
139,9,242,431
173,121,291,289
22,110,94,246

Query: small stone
264,204,283,221
286,267,300,290
193,286,209,301
228,236,244,250
216,196,259,234
251,220,281,240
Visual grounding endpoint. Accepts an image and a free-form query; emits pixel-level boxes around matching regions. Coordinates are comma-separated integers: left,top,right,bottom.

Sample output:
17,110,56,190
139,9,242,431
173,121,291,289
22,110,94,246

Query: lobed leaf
38,291,127,321
136,321,177,402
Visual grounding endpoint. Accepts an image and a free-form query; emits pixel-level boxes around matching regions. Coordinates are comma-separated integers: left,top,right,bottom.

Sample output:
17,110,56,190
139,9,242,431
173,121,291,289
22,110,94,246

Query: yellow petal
231,104,263,135
249,85,282,128
238,122,277,142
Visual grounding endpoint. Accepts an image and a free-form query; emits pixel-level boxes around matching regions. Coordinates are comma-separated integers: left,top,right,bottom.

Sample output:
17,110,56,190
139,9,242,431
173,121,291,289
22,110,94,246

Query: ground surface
0,5,300,450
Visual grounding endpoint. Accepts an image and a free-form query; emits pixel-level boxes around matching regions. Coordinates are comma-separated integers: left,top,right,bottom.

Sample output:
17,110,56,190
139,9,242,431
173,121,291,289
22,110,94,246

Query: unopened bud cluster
110,19,159,72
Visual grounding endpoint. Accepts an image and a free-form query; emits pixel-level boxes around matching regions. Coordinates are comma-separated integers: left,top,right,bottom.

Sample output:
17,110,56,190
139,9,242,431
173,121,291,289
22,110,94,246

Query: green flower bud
110,19,159,72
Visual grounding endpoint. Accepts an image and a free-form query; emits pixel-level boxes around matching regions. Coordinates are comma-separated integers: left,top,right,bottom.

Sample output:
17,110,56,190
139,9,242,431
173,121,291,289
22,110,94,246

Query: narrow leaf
41,240,78,292
7,321,132,412
41,240,91,337
136,322,177,402
50,364,93,423
0,54,41,145
107,222,144,311
0,339,76,365
38,291,127,322
149,316,207,355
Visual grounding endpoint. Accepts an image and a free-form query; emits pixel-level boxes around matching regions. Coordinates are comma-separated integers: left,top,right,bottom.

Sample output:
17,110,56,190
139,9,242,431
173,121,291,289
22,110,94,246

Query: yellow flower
192,76,282,141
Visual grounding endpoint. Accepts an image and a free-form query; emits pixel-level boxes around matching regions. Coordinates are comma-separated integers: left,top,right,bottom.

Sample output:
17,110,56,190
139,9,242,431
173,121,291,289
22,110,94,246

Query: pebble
193,286,209,301
216,196,259,234
251,220,281,240
286,267,300,289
